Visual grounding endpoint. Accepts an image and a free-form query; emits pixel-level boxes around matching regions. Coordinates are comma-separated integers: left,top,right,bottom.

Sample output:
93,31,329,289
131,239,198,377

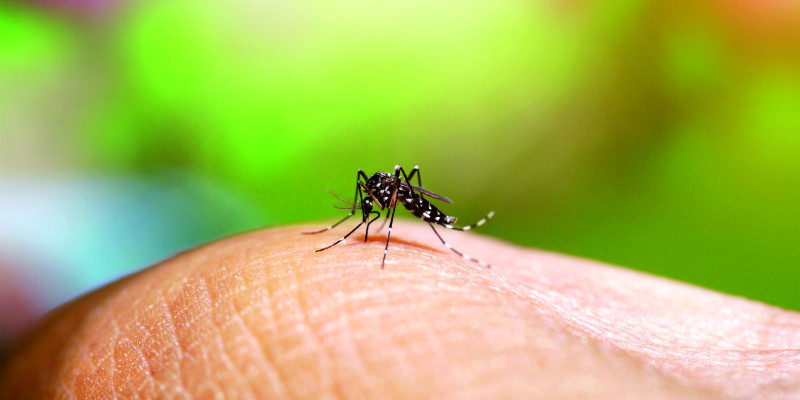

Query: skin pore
1,222,798,399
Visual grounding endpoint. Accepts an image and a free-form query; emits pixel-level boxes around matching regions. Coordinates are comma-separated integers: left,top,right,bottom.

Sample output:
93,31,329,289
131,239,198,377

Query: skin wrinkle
209,289,260,400
66,335,100,396
56,339,86,400
270,253,331,398
0,278,126,399
128,341,150,398
169,276,226,399
263,260,308,400
311,260,410,397
227,272,290,399
368,224,799,398
109,291,159,398
109,274,169,396
56,378,76,400
567,295,787,395
154,286,186,396
332,291,373,397
292,265,343,400
117,333,153,398
249,265,293,399
305,274,369,396
212,271,280,399
194,275,257,400
352,265,536,398
135,307,173,396
400,266,650,398
2,224,799,399
83,316,123,398
109,319,118,399
475,249,800,399
407,309,477,396
195,248,290,398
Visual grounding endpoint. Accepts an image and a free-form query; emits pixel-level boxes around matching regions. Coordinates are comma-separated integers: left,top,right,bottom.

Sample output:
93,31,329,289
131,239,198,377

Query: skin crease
1,222,799,399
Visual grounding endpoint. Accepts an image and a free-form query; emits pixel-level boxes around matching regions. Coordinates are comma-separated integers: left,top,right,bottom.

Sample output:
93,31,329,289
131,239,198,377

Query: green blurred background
1,0,799,338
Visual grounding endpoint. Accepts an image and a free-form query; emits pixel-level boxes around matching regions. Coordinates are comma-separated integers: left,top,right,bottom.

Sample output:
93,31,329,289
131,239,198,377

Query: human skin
1,222,799,399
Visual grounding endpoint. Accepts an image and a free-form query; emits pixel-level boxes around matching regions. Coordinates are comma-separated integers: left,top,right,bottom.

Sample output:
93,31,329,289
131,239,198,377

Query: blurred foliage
1,0,800,309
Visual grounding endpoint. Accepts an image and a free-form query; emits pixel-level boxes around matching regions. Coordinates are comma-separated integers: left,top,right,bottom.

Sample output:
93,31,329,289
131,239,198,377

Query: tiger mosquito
303,165,495,268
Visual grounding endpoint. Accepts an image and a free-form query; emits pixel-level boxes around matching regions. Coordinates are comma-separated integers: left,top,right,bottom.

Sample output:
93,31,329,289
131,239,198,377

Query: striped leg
398,165,422,199
315,218,366,252
442,210,495,231
381,204,399,269
302,209,356,235
364,211,381,242
399,164,421,187
428,223,492,268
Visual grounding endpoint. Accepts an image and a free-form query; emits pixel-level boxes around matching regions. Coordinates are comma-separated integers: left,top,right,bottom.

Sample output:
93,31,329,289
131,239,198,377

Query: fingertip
4,224,797,399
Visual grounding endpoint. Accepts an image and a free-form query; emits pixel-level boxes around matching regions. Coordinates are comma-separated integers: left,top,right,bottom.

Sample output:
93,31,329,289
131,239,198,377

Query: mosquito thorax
367,172,393,189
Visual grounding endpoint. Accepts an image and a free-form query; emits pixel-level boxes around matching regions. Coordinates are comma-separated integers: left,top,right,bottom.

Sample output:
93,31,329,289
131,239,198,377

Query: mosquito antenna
329,189,356,206
333,204,362,210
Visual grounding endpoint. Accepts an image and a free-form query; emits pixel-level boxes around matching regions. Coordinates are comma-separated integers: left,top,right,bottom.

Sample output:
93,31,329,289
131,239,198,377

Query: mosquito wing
404,183,453,204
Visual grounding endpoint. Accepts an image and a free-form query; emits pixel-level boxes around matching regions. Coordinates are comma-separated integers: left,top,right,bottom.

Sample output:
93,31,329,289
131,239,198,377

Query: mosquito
303,165,495,268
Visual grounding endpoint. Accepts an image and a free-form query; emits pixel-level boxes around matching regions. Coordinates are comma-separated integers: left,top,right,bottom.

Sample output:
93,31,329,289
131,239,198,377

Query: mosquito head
444,216,457,224
361,197,375,212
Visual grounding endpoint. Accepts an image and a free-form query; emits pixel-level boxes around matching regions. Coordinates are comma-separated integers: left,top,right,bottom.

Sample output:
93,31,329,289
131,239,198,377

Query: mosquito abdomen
400,193,456,225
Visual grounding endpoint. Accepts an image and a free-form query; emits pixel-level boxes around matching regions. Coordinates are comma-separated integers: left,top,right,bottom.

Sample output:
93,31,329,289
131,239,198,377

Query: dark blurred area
1,0,799,352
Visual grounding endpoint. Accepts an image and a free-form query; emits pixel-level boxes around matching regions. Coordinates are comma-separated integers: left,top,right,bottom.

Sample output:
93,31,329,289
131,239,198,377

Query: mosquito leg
381,204,398,269
442,210,495,231
375,168,404,268
405,165,422,187
311,169,374,251
384,165,402,209
303,169,366,235
428,223,491,268
364,211,381,241
397,165,422,199
302,212,354,235
316,217,366,252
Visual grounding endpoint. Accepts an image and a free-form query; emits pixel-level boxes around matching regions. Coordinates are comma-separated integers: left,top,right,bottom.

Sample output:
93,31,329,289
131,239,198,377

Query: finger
0,266,40,362
1,223,798,399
